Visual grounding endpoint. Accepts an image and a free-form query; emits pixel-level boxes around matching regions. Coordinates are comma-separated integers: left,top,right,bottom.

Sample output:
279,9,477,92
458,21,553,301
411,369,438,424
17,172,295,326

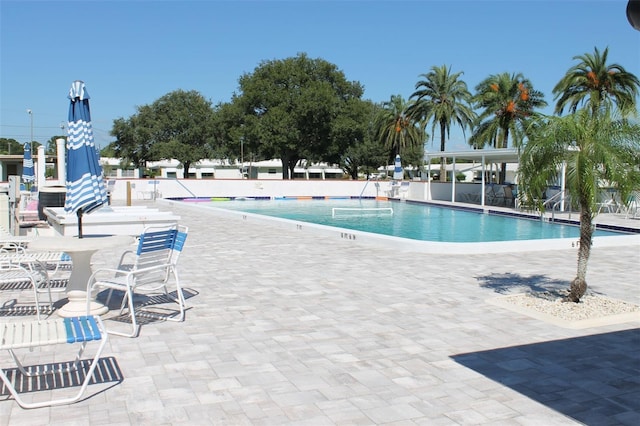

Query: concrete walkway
2,200,639,425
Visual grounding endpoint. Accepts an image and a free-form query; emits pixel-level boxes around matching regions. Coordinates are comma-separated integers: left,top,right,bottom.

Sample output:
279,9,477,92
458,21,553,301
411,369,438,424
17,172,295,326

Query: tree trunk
439,120,447,182
280,156,298,180
567,204,593,302
498,128,508,183
183,161,191,179
281,155,290,180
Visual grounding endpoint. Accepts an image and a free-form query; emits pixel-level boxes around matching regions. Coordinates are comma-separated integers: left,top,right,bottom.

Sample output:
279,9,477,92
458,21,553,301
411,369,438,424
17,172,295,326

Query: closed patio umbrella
65,80,108,238
393,154,403,180
629,0,640,30
22,142,35,188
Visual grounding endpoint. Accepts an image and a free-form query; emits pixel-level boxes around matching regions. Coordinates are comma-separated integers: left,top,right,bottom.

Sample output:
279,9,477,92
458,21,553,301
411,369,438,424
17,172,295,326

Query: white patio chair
624,190,640,219
597,190,619,214
0,258,54,320
87,224,188,337
136,181,162,200
0,315,109,408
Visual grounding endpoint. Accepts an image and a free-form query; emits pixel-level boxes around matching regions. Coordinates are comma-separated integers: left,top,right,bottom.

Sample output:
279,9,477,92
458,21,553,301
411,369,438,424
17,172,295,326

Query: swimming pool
187,198,622,243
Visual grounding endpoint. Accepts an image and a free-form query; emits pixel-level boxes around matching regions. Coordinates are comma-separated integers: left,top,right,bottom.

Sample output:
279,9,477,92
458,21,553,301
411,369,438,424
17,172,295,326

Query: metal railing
544,190,574,221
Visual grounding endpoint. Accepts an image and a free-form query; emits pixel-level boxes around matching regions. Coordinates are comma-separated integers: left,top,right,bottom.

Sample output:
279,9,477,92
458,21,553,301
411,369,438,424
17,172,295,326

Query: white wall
107,178,500,204
108,178,429,201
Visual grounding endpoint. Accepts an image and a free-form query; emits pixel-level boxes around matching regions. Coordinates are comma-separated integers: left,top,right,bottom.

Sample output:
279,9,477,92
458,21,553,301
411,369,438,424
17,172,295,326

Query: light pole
60,121,65,148
240,123,245,178
27,109,33,154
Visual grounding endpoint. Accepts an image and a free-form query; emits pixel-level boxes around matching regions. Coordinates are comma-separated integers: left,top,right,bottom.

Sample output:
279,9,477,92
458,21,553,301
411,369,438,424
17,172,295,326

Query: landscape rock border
486,292,640,329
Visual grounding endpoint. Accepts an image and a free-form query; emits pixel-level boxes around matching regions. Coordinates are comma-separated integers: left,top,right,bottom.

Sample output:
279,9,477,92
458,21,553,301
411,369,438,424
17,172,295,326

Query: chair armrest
89,263,174,284
126,263,175,276
116,249,137,268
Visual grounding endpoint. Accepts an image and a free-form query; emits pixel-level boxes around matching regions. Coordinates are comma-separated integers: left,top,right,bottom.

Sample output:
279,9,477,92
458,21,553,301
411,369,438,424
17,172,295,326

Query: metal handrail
548,191,574,221
542,190,564,209
359,176,378,198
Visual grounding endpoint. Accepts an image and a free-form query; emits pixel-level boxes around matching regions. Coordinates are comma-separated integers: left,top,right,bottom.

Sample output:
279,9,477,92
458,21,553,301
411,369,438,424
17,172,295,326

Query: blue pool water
198,198,622,243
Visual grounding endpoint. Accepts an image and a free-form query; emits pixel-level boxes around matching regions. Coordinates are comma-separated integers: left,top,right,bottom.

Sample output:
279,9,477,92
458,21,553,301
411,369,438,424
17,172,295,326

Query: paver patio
1,200,638,425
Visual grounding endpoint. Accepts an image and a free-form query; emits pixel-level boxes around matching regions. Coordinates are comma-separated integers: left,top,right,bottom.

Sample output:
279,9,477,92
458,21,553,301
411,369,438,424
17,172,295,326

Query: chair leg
163,268,185,322
25,264,52,321
125,288,140,338
106,287,140,338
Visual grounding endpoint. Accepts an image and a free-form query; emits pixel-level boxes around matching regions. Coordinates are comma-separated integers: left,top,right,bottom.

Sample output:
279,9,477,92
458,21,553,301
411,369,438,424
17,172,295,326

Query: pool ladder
544,191,573,221
359,176,378,198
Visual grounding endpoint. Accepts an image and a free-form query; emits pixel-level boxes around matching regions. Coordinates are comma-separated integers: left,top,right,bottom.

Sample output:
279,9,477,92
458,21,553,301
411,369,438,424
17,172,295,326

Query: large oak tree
234,53,364,179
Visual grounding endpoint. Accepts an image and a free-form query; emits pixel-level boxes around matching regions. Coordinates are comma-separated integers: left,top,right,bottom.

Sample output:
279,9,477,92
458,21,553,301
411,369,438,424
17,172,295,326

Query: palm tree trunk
568,204,593,302
439,120,447,182
498,127,509,183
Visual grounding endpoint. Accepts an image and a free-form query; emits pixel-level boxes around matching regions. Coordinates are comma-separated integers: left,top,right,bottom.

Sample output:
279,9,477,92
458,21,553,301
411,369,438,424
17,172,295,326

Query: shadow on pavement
452,329,640,425
477,272,572,295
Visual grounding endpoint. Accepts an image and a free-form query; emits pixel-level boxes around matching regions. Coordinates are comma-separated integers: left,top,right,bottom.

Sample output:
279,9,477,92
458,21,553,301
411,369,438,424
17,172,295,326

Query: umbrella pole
77,208,83,239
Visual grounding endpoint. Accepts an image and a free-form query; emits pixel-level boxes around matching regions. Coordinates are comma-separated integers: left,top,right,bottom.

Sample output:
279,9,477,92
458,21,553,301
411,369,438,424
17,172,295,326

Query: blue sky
1,0,638,152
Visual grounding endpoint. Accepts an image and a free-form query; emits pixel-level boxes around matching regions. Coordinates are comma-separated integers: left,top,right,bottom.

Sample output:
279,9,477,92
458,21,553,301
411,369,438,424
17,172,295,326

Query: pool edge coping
161,199,640,255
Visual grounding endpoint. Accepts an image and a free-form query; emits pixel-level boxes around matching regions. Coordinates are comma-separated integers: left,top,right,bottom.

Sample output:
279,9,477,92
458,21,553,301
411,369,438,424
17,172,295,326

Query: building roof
424,148,520,163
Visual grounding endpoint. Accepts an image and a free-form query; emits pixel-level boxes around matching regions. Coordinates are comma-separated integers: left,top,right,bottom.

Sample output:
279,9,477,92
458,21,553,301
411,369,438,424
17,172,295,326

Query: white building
99,158,346,180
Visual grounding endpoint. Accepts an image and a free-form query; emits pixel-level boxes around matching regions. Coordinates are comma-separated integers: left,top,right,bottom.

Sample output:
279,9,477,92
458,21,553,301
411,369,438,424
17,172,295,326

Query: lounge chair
0,315,108,408
1,244,72,282
0,226,31,251
18,198,44,227
87,224,188,337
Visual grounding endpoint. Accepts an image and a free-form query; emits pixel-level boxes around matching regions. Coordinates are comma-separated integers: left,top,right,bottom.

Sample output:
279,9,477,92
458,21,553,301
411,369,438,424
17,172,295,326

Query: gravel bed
505,291,640,321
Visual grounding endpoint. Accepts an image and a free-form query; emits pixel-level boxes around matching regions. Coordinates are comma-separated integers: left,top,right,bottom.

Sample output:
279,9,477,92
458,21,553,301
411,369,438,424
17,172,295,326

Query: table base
57,290,108,318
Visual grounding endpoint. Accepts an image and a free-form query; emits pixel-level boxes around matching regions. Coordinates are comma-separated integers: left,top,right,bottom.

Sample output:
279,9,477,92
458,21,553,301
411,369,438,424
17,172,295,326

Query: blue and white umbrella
22,142,35,186
393,154,403,180
65,80,108,238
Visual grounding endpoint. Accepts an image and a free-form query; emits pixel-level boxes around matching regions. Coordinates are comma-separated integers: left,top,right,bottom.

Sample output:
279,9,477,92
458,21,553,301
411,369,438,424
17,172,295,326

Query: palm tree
471,72,547,182
553,47,640,116
408,65,476,182
519,108,640,302
374,95,426,170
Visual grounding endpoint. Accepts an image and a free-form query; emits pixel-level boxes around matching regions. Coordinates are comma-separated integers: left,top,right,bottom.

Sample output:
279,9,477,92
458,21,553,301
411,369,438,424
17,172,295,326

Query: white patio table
28,235,134,317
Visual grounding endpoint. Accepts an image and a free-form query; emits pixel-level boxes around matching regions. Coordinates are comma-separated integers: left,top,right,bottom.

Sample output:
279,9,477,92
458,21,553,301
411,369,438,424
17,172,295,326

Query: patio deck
2,199,639,425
